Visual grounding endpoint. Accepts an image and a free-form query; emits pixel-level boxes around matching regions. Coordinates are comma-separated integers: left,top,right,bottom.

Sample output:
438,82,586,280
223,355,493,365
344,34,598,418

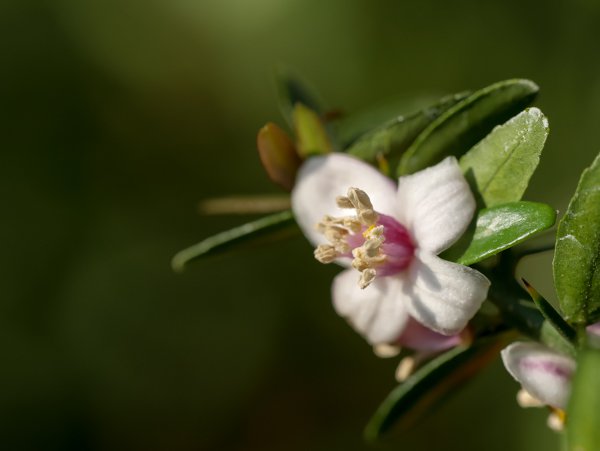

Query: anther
547,410,566,431
314,245,338,264
373,343,401,358
359,268,377,289
395,356,416,382
516,389,544,408
347,187,373,210
358,208,377,226
342,218,362,233
335,196,355,209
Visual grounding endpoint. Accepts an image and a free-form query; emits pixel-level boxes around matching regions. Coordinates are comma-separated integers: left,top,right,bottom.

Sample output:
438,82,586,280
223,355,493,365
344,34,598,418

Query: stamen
347,187,378,226
347,187,373,210
358,268,377,289
358,209,377,226
547,409,566,431
324,225,348,243
373,343,401,358
517,389,544,408
314,244,339,264
314,186,414,289
342,217,362,233
335,196,355,209
395,356,417,382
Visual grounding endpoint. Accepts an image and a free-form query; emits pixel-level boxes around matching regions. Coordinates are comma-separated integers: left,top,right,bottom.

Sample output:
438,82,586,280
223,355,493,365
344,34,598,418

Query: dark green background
2,0,599,449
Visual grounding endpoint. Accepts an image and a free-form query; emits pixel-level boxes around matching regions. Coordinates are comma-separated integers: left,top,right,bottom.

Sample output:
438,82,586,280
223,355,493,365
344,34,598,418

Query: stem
479,250,545,341
485,270,545,341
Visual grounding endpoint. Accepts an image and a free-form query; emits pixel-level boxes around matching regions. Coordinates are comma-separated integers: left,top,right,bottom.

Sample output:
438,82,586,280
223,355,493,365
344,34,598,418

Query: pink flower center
344,213,415,275
314,187,415,289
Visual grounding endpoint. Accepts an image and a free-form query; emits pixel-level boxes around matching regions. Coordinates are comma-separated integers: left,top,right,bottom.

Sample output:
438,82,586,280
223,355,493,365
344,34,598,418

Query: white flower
501,342,575,411
291,153,490,345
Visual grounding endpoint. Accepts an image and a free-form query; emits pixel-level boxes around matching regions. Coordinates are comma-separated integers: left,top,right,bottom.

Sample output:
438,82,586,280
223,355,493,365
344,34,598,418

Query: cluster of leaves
173,69,600,450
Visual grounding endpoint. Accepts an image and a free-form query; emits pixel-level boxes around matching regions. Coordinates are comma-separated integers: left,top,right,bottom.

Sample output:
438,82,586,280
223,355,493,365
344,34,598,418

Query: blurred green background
2,0,600,449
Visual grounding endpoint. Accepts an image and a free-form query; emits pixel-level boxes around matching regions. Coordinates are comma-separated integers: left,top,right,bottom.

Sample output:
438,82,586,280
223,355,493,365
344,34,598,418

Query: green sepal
398,79,539,175
554,152,600,326
171,210,296,272
293,103,333,157
443,201,556,266
459,108,548,208
364,333,510,441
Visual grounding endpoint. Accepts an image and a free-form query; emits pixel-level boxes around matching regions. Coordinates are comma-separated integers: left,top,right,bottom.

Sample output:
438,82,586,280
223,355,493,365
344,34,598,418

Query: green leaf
554,153,600,326
398,79,539,175
443,201,556,266
521,279,577,344
171,210,296,272
364,334,509,441
567,345,600,451
346,93,469,174
459,108,548,207
275,66,323,127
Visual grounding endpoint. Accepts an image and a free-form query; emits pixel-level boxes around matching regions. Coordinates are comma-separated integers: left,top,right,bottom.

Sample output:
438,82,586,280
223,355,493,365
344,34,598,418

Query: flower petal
501,342,575,409
396,156,475,254
403,251,490,335
396,317,464,352
332,268,409,345
292,154,397,246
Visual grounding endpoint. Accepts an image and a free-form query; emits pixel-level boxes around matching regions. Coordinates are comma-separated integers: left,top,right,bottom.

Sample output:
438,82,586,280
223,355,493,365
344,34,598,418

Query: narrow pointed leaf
365,334,509,441
171,210,296,272
443,201,556,266
346,93,469,172
567,345,600,451
521,279,577,343
554,153,600,325
293,103,333,157
257,123,302,191
398,79,539,175
459,108,548,207
275,66,323,127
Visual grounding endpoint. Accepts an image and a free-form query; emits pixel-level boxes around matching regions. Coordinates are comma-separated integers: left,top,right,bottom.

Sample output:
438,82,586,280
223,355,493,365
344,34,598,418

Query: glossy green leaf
275,66,323,127
554,153,600,325
398,79,539,175
345,93,469,172
364,334,509,441
521,279,577,344
443,201,556,266
567,345,600,451
459,108,548,207
171,211,296,272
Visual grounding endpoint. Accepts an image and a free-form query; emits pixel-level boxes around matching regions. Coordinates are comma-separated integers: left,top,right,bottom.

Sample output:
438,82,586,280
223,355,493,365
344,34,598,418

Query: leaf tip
170,253,187,273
